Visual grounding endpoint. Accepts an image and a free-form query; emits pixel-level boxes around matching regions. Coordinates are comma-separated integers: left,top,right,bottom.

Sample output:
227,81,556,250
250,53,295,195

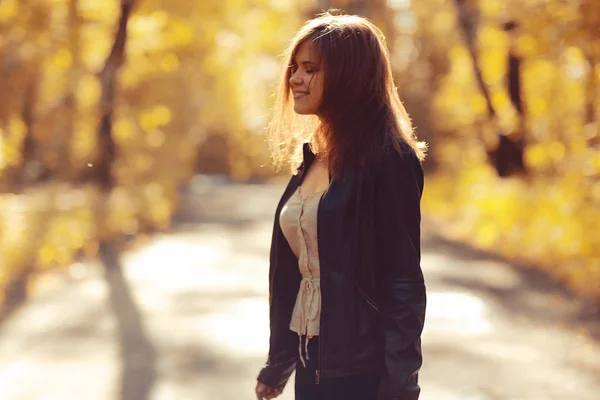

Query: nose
289,70,302,87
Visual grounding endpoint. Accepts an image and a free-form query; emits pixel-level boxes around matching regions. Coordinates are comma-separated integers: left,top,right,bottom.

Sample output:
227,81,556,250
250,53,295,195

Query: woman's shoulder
376,138,422,176
361,139,423,198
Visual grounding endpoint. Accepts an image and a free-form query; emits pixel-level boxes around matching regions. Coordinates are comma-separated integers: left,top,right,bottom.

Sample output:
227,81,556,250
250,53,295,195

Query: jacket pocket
351,283,381,366
356,282,380,313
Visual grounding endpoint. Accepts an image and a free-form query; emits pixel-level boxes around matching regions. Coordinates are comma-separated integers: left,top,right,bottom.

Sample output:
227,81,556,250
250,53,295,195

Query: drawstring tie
297,277,320,367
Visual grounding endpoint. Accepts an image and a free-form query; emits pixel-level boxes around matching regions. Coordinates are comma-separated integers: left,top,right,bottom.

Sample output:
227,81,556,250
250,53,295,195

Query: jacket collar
302,142,315,164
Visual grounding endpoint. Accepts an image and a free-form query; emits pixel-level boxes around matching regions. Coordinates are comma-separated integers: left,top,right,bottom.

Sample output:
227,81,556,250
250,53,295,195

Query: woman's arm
256,337,297,389
257,206,299,389
373,146,426,400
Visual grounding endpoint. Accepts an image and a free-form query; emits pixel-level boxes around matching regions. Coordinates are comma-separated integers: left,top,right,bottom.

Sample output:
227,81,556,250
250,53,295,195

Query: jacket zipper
316,332,322,384
315,172,331,385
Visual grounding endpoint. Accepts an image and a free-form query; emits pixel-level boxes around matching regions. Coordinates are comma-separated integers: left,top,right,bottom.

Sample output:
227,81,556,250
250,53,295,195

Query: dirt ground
0,177,599,400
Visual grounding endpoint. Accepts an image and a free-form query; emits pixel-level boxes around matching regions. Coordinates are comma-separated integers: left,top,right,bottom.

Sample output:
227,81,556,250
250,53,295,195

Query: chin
293,106,317,115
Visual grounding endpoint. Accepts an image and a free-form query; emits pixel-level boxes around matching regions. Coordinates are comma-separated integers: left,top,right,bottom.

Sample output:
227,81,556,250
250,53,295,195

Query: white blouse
279,185,325,367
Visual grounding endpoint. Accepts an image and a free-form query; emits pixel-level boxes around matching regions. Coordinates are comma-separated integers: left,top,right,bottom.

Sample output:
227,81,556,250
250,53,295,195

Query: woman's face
289,40,324,116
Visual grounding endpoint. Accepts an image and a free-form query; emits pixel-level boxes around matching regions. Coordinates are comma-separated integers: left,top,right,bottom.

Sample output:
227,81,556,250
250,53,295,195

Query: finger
267,389,281,400
264,389,274,400
255,384,265,400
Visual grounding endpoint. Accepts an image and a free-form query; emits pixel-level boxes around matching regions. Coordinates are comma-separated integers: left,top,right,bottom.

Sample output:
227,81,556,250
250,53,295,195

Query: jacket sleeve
374,147,426,400
256,201,299,389
256,329,297,389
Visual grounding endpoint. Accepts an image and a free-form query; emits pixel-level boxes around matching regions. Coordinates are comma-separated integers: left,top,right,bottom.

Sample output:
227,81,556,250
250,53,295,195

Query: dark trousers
294,335,381,400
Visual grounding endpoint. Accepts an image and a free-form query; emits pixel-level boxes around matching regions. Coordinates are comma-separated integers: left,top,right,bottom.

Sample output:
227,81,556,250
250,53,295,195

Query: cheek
319,76,326,95
312,77,324,101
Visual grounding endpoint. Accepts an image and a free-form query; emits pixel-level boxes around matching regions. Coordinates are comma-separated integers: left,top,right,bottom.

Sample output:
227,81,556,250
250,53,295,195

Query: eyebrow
291,59,318,66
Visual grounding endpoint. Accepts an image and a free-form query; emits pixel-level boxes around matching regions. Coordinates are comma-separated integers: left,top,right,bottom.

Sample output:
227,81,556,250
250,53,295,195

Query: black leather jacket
257,141,426,400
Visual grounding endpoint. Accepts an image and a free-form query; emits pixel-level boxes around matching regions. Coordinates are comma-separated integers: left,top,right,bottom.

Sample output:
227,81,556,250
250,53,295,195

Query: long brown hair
269,11,426,177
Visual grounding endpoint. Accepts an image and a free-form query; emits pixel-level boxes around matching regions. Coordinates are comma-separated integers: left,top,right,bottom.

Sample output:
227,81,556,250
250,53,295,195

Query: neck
311,130,328,157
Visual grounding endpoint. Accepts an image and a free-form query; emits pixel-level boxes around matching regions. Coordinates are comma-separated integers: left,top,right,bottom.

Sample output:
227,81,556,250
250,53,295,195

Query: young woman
255,12,427,400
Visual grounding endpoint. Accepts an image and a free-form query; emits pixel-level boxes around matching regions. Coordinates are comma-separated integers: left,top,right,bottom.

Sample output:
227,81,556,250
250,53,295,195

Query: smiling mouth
293,92,309,99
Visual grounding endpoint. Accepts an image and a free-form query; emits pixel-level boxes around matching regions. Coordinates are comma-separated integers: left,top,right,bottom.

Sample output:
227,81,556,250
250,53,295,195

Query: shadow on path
423,227,600,341
100,241,157,400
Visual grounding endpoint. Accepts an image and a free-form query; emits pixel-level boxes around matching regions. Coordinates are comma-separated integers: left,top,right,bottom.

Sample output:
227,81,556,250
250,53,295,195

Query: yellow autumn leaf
548,141,566,161
146,130,165,148
592,153,600,172
114,118,137,143
517,34,537,57
529,97,548,117
470,94,487,115
524,144,545,168
167,21,194,46
54,48,73,69
160,53,180,72
9,118,26,140
71,118,96,159
0,0,17,22
153,105,172,126
76,74,101,109
479,0,503,16
39,244,56,266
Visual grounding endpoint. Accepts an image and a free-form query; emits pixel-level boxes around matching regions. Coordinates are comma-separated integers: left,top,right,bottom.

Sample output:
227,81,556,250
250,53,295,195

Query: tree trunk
93,0,134,188
0,268,31,321
454,0,526,177
585,55,597,125
63,0,81,179
454,0,495,118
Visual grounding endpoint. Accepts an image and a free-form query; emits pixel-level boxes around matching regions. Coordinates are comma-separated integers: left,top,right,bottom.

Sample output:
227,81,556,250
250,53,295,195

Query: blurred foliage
1,0,598,308
406,0,600,300
0,0,302,304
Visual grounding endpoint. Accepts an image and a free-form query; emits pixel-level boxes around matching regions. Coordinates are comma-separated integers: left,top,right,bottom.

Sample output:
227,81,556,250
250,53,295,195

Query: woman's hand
255,381,283,399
